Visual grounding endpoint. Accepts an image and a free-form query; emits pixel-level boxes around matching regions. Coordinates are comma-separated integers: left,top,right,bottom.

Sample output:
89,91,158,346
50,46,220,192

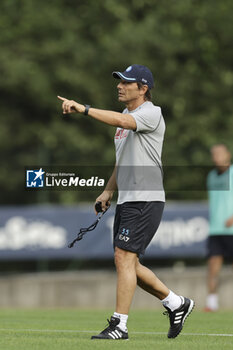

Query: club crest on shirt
115,129,128,140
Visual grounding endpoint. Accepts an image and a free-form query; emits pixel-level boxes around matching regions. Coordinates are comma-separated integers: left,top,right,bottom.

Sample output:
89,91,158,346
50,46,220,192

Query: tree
0,0,232,203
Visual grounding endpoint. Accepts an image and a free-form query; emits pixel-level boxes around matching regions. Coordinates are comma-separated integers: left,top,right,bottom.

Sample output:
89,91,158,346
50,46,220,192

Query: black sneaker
163,297,195,338
91,316,129,340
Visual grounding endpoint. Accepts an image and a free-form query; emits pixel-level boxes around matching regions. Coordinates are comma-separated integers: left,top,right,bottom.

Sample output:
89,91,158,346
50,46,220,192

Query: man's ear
139,84,148,96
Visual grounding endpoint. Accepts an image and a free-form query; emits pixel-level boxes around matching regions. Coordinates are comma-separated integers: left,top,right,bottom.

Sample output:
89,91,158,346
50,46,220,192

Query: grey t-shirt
114,101,166,204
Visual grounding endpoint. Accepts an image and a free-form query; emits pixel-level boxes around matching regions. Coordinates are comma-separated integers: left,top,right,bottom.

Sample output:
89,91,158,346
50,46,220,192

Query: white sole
182,299,195,326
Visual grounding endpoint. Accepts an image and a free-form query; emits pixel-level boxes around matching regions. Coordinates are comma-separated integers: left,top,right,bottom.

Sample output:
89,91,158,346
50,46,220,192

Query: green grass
0,309,233,350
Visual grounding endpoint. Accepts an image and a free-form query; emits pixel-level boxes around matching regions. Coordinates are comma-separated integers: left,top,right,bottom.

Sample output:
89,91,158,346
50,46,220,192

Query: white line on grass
0,329,233,337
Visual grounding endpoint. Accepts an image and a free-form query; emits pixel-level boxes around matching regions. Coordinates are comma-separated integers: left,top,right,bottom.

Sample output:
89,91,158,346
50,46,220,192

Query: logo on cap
126,66,132,72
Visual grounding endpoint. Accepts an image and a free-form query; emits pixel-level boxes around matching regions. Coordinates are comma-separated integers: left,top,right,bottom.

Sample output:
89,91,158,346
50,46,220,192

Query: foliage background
0,0,232,204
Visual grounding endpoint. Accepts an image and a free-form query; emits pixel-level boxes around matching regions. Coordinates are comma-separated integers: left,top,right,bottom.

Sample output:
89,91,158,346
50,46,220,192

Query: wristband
84,104,91,115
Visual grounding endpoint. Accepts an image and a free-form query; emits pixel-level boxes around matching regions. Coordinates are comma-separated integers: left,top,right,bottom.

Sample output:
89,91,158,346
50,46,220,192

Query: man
58,64,194,339
205,144,233,311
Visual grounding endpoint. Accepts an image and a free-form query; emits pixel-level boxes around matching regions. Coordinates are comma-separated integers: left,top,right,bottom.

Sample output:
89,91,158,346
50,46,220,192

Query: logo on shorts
119,228,130,242
26,168,45,188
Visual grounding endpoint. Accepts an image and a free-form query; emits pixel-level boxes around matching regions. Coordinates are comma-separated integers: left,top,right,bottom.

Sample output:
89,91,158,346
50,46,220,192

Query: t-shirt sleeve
129,106,162,133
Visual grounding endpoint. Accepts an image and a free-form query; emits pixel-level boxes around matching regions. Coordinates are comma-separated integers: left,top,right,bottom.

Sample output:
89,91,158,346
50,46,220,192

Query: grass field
0,309,233,350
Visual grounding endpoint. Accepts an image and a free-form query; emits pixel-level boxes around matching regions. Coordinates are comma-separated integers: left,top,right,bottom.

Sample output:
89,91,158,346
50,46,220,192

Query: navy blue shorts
113,201,164,255
207,235,233,258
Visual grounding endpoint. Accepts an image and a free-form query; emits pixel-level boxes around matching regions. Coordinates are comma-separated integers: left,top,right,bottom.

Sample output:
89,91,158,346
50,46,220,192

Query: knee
114,247,125,269
114,247,136,270
208,256,223,274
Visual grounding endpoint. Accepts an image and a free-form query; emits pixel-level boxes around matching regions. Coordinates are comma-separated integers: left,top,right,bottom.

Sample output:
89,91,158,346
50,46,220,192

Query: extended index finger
57,95,67,101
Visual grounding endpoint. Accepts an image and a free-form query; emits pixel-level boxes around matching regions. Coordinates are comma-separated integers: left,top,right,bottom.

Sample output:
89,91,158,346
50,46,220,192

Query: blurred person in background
205,144,233,311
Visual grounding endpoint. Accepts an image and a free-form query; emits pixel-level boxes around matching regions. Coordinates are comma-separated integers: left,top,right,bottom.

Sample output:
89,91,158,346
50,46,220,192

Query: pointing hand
57,96,85,114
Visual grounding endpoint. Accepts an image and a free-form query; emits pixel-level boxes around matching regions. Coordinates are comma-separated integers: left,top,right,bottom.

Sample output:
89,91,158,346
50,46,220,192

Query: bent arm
105,164,117,194
225,215,233,227
95,165,118,212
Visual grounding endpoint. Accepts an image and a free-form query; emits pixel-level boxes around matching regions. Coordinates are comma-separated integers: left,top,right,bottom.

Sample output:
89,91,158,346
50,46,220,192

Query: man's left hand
225,216,233,227
57,96,85,114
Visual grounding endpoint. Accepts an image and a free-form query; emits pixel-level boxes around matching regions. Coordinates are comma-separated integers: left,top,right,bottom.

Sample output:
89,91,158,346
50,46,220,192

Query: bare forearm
87,108,136,130
95,166,117,212
105,166,117,194
57,96,136,130
88,108,123,127
225,215,233,227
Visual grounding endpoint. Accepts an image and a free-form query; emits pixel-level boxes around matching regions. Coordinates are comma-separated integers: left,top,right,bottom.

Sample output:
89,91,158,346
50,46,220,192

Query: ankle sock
206,294,218,311
161,290,183,312
113,312,128,332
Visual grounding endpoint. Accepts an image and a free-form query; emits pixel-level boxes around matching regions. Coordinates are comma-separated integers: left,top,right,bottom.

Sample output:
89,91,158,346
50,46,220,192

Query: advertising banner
0,203,209,260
